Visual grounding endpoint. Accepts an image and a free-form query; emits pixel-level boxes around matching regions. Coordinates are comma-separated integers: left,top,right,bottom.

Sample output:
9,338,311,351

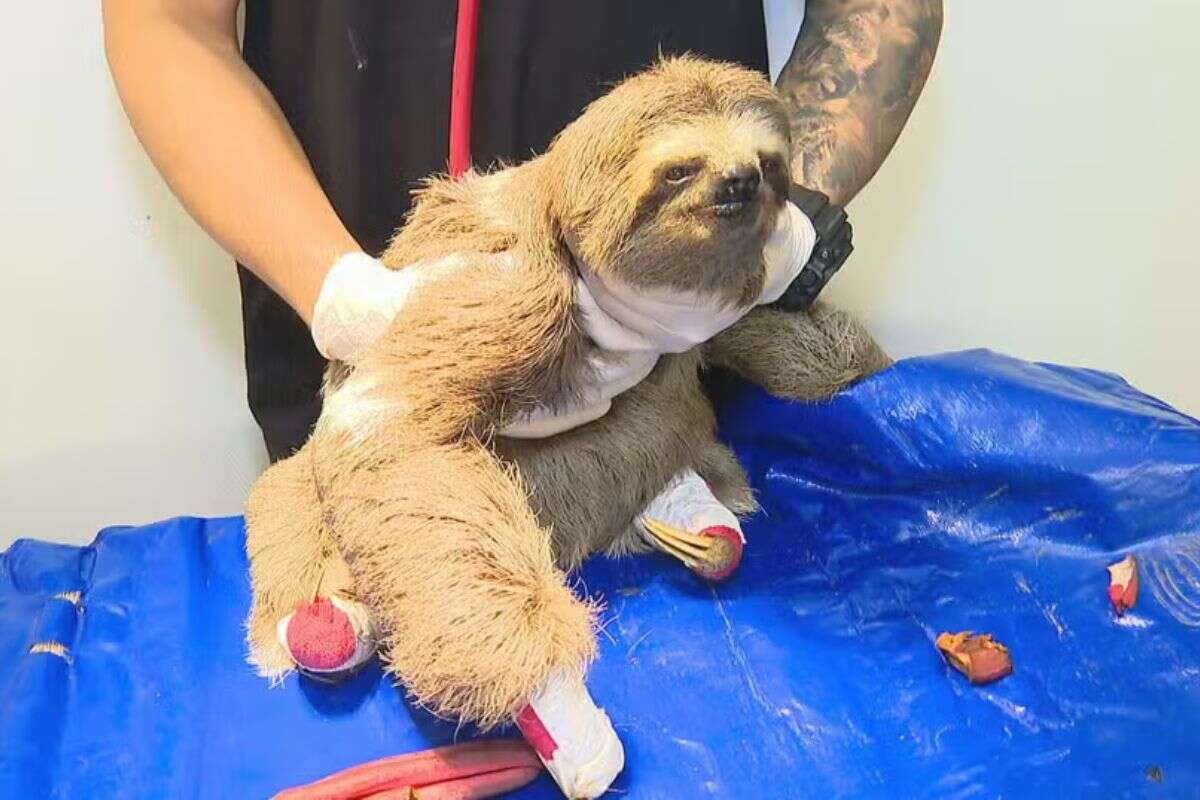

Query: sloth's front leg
706,302,892,401
638,469,746,581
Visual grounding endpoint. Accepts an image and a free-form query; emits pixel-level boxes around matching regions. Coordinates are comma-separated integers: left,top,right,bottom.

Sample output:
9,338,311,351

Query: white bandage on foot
515,670,624,799
640,469,744,543
311,252,462,363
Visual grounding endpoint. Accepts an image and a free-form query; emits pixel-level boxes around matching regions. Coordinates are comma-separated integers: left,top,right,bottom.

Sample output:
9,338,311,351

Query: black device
770,183,853,312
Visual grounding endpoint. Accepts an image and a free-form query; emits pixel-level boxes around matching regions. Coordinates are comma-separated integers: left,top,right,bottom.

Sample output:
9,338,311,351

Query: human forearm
777,0,943,206
102,0,360,323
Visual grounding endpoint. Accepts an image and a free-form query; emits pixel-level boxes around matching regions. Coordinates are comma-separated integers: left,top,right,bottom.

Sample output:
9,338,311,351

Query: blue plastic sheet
3,350,1199,799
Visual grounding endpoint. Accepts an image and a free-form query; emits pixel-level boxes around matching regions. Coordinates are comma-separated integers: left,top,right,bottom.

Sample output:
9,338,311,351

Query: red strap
448,0,481,178
514,704,559,762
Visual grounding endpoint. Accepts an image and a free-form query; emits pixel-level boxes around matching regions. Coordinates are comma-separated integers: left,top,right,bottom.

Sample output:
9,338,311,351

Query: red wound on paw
286,597,357,671
698,526,743,582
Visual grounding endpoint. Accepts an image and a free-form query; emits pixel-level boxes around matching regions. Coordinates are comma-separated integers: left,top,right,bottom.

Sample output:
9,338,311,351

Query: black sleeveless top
240,1,771,461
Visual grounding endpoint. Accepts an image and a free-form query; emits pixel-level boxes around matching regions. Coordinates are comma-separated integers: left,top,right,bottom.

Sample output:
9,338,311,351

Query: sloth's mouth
712,199,750,218
710,197,758,219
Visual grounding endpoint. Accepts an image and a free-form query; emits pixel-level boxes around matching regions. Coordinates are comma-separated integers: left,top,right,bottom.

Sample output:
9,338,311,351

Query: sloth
243,55,888,792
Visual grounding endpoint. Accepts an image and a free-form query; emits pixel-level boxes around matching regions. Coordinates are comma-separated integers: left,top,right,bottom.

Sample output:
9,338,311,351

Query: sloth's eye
664,164,698,184
760,155,782,175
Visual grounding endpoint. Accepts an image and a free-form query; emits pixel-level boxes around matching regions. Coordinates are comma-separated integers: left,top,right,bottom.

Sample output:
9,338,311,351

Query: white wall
833,2,1200,414
1,3,1197,547
0,4,267,546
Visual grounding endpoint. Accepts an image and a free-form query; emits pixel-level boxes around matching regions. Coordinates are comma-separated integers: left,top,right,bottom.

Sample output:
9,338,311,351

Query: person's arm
102,0,361,324
777,0,943,206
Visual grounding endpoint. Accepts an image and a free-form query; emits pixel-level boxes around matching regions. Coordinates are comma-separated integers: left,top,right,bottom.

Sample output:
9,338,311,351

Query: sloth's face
547,57,794,306
637,111,790,226
612,107,791,303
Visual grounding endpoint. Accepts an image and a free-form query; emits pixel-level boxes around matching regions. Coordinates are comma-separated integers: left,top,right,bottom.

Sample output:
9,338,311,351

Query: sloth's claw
640,517,743,581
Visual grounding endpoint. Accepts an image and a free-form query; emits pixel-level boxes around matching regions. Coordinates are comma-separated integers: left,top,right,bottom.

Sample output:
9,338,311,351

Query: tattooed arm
778,0,943,205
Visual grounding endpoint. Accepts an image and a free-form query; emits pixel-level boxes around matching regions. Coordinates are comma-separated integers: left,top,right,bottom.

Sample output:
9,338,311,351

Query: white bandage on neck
576,201,816,354
498,202,816,438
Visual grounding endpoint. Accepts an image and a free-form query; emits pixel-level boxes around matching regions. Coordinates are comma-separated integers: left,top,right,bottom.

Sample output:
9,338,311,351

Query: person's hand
311,252,457,363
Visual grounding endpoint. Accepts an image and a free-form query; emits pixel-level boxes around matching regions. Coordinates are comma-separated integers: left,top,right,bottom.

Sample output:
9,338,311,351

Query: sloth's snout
716,164,760,201
712,164,761,217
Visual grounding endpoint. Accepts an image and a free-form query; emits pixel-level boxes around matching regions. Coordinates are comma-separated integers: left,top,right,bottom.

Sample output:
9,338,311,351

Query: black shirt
240,1,770,461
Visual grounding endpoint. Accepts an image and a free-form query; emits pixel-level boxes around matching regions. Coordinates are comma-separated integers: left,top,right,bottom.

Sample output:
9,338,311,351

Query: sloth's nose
715,164,761,203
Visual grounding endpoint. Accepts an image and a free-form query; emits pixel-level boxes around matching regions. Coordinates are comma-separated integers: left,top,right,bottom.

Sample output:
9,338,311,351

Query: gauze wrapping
311,252,462,363
639,468,744,543
500,202,816,438
515,670,624,798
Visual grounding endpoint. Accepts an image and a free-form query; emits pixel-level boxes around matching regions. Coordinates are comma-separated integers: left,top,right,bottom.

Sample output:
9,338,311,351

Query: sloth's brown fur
244,56,889,728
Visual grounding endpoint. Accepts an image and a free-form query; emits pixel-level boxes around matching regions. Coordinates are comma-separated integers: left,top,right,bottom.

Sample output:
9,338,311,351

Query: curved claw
641,518,743,581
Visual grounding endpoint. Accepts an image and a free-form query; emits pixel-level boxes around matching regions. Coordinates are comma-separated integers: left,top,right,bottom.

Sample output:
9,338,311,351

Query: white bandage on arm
640,468,744,541
311,252,420,363
758,200,818,306
515,670,624,799
311,252,463,363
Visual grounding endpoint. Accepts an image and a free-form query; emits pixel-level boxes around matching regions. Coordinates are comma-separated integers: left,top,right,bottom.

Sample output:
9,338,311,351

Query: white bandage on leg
311,252,462,363
515,670,624,799
640,469,744,543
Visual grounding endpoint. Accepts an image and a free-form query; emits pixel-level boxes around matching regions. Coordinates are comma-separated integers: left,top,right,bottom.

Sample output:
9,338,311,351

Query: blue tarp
2,350,1199,799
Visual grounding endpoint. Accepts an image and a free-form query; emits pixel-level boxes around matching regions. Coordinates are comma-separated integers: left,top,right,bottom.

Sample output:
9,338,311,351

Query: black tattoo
777,0,943,205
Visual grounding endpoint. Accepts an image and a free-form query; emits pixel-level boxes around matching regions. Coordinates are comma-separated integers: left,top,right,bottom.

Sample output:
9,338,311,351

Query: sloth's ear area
540,145,640,270
534,153,583,261
539,211,582,279
538,77,667,269
511,173,579,281
553,185,640,271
